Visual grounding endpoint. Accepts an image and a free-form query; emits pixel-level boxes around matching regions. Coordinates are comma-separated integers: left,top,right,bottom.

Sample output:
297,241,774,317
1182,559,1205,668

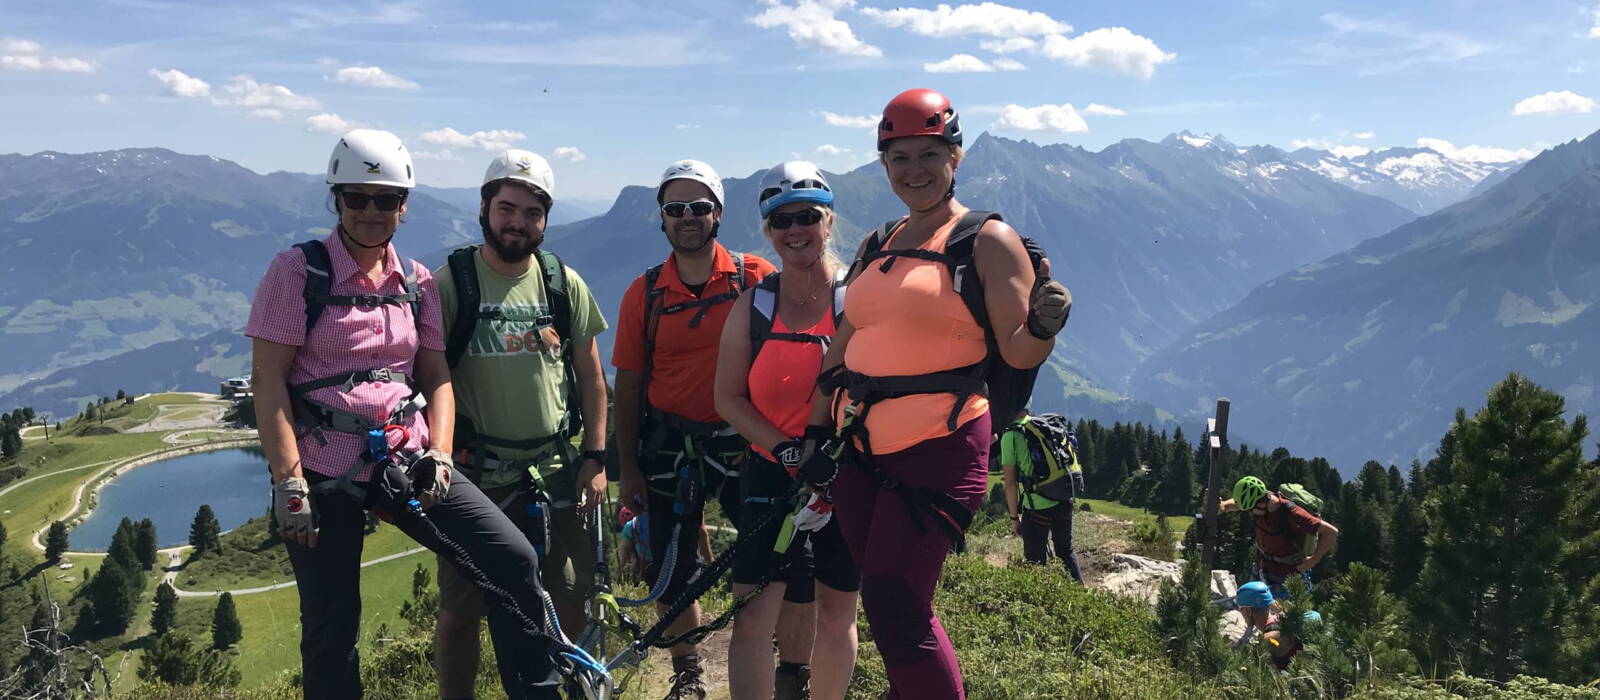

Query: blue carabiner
367,428,389,464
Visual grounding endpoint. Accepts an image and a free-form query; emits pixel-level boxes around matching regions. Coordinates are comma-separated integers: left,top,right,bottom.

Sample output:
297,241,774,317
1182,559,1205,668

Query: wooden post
1200,398,1231,570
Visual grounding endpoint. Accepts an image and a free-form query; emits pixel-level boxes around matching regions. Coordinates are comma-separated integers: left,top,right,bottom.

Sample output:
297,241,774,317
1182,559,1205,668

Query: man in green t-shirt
433,150,610,699
999,412,1085,583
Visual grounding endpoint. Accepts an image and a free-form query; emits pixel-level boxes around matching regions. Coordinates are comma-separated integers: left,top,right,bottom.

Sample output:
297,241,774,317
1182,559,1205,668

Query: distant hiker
1233,581,1320,670
715,161,862,700
611,159,778,699
799,88,1073,699
999,410,1085,581
1221,476,1339,599
249,130,565,699
432,150,611,699
619,507,651,582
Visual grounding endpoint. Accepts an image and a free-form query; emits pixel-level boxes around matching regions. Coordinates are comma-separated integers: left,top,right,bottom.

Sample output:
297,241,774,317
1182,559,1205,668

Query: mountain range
1135,130,1600,470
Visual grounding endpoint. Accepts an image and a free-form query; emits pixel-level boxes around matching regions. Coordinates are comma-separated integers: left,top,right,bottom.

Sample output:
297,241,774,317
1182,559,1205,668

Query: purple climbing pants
832,412,990,700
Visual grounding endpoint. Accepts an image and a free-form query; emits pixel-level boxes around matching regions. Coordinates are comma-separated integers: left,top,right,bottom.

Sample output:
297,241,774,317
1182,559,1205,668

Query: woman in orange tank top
715,161,861,700
792,89,1073,699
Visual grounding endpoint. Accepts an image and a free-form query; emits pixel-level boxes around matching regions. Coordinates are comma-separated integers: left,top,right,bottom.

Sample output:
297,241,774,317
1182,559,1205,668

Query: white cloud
1352,131,1374,139
674,123,701,130
815,144,848,155
552,146,586,162
1511,90,1595,116
860,2,1068,38
150,68,212,99
981,37,1038,54
819,111,877,128
1039,27,1175,80
923,53,1024,72
220,75,321,113
994,103,1088,133
1416,137,1535,163
0,38,41,53
93,93,112,105
305,112,358,134
332,65,419,90
1589,4,1600,38
0,38,94,73
412,149,462,162
251,108,285,120
1315,13,1488,75
750,0,882,58
1083,103,1126,116
420,127,527,152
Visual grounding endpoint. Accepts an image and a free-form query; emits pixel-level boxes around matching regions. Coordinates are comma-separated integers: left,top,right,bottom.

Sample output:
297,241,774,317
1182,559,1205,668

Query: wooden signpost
1200,398,1231,570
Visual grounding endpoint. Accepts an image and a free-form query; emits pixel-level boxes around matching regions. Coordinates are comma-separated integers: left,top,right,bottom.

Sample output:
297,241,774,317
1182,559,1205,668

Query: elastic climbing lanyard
361,432,616,698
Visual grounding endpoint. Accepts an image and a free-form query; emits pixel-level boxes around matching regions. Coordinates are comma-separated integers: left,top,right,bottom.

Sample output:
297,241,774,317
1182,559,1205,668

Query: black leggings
1020,501,1084,584
287,468,561,700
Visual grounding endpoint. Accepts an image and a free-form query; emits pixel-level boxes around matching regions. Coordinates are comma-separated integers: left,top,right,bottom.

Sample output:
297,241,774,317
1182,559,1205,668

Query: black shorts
731,455,861,598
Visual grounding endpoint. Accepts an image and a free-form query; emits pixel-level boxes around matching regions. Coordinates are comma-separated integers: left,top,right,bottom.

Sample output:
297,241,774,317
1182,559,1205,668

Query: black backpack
747,270,846,359
294,239,422,337
852,211,1049,430
1005,413,1083,503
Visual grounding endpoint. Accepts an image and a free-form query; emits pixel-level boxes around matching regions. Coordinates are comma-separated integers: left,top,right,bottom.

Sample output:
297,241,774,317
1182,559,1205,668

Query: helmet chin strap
339,224,393,249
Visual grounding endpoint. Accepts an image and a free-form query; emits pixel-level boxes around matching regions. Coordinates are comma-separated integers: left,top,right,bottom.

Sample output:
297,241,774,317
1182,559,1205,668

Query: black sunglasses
767,208,824,230
661,200,716,218
340,190,407,212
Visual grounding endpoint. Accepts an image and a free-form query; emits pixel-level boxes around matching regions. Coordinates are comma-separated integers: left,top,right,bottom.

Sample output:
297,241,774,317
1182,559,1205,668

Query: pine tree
138,633,241,688
1558,452,1600,682
44,521,69,563
0,517,8,548
109,518,139,573
1153,556,1226,675
189,505,221,556
211,592,242,648
134,518,158,570
151,582,179,636
1335,484,1386,572
1321,563,1417,690
1413,373,1585,681
1385,491,1426,594
87,557,136,633
1,429,19,460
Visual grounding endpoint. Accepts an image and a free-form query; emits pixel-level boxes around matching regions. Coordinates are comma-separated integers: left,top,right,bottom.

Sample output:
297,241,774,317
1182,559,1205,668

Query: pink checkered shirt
245,232,445,481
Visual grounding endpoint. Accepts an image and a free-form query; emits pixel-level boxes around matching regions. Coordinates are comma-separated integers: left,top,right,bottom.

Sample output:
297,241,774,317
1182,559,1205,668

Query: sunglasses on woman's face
340,191,406,212
767,208,823,230
661,199,716,218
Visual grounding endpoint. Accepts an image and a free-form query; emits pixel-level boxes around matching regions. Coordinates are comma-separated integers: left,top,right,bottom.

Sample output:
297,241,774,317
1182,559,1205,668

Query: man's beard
666,220,717,254
483,222,541,262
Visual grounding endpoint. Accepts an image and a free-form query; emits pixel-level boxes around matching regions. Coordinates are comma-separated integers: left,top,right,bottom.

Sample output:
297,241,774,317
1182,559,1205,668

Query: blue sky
3,0,1598,200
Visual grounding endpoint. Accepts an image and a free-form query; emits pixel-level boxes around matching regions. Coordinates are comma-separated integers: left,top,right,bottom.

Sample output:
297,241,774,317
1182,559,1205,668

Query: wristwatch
581,449,605,463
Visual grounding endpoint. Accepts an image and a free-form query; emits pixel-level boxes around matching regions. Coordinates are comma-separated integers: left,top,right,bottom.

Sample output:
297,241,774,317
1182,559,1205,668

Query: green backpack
1267,483,1326,563
1008,414,1084,503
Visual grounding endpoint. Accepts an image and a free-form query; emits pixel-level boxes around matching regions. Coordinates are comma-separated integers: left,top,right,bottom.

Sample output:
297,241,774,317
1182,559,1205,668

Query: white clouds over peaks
815,144,846,155
421,127,527,152
552,146,586,162
924,53,1025,72
860,2,1068,38
750,0,882,58
1,38,94,73
305,113,358,134
1416,138,1534,163
1083,103,1126,116
994,103,1088,133
221,75,321,115
332,66,419,90
150,69,212,99
1511,90,1595,116
820,111,877,128
1353,131,1375,139
1291,138,1371,158
1040,27,1174,80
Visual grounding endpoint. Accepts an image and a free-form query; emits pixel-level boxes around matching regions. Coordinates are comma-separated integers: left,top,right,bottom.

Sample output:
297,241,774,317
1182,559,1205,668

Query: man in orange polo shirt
613,160,776,699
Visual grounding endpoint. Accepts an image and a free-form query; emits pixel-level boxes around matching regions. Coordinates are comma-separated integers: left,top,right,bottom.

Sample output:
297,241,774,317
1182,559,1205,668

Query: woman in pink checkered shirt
247,129,567,700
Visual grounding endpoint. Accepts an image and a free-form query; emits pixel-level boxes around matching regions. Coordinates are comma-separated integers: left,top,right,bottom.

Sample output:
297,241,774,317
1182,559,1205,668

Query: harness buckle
369,368,395,383
354,294,385,308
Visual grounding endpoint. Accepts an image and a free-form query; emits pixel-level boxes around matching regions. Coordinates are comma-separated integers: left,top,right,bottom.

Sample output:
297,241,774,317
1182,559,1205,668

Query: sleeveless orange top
748,304,837,460
838,216,989,454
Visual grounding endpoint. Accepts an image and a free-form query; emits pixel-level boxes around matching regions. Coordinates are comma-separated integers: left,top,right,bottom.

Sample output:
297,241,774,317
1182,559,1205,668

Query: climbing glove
792,491,835,532
273,476,314,545
410,448,453,507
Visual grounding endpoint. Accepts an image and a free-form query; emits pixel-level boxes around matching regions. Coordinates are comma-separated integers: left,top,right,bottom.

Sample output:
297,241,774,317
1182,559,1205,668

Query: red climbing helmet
877,88,963,152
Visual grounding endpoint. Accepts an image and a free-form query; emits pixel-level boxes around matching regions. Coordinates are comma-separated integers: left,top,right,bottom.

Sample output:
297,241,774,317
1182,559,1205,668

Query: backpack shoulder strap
847,220,900,279
444,245,482,368
830,269,848,326
538,248,572,347
749,273,780,358
294,240,334,337
731,252,747,292
405,260,423,334
945,210,1003,335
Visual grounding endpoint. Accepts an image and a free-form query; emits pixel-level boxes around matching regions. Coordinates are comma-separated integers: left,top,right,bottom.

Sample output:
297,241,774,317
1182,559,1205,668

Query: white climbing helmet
657,159,724,208
758,160,834,218
483,149,556,202
326,129,415,189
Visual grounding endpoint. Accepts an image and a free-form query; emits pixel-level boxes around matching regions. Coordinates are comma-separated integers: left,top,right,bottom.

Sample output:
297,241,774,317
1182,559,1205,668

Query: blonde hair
762,207,844,277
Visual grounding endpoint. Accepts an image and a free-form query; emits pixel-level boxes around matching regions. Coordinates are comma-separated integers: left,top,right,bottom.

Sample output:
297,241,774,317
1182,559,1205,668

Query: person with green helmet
1221,476,1339,599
